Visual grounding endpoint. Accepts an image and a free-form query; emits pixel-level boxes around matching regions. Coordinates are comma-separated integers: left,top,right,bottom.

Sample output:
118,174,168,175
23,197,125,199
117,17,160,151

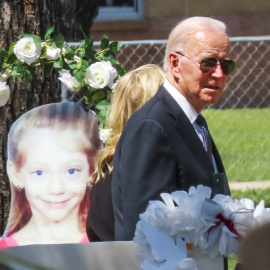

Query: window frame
94,0,143,21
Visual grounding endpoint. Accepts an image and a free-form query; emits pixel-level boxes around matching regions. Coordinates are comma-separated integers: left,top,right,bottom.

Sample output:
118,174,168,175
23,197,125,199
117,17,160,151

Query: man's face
177,31,230,112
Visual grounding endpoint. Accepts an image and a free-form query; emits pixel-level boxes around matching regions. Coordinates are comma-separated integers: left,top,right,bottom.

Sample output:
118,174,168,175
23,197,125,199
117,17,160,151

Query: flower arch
0,27,127,124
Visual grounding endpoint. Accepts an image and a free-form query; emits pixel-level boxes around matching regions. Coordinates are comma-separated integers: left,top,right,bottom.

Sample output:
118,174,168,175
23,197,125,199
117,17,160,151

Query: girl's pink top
0,234,90,249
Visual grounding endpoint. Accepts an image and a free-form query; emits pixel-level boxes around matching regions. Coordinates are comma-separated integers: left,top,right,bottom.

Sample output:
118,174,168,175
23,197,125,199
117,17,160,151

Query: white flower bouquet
0,27,126,124
134,185,270,270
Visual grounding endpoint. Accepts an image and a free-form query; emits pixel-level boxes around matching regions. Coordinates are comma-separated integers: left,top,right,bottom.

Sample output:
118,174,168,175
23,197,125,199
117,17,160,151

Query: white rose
0,67,12,82
85,61,117,89
58,69,81,92
0,82,10,106
45,43,61,61
99,128,112,143
13,37,42,65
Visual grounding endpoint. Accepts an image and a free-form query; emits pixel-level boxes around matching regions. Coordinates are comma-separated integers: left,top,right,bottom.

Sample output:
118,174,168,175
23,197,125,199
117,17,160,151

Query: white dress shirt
163,80,218,172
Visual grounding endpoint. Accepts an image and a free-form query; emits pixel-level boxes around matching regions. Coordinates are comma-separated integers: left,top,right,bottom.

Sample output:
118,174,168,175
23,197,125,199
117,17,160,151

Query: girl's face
17,128,91,223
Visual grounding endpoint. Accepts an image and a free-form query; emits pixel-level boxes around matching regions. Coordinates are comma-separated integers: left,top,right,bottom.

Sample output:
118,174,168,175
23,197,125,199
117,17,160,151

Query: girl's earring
16,185,24,191
86,182,92,187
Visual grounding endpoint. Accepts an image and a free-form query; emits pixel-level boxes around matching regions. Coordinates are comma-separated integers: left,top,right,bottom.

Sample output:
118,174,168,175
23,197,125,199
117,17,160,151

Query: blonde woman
86,64,165,241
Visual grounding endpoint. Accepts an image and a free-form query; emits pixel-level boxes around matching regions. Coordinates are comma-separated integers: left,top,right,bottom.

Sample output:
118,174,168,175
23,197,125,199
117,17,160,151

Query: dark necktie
196,115,214,167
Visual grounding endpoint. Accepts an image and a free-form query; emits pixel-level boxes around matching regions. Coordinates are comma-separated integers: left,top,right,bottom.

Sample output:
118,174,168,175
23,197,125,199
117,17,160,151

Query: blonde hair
96,64,165,181
4,102,102,236
163,16,227,71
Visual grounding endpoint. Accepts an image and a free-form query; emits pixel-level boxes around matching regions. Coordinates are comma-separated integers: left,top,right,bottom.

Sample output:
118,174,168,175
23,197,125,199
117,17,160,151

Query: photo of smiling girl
0,102,102,247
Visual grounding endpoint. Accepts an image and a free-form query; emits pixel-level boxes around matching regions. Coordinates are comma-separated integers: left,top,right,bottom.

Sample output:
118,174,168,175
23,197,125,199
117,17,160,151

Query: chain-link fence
65,37,270,181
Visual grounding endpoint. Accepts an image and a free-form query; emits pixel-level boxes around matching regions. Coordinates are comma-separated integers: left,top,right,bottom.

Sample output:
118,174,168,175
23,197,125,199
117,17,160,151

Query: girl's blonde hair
96,64,165,180
4,102,102,236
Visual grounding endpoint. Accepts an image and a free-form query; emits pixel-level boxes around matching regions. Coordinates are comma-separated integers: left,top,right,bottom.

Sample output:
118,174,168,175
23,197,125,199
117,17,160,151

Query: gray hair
163,16,227,71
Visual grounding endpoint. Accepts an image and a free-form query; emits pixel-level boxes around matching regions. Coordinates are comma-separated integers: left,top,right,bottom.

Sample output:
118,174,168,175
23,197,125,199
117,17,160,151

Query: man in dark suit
112,16,235,241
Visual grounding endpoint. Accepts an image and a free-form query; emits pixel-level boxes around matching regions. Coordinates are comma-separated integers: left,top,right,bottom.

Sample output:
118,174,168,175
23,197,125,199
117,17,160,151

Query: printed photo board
0,102,101,248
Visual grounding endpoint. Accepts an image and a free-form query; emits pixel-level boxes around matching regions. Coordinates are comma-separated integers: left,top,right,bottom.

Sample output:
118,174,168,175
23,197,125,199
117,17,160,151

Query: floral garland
134,185,270,270
0,27,126,126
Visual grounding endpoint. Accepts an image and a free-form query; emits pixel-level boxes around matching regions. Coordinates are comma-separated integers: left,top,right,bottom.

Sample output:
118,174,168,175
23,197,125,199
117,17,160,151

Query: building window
95,0,143,21
99,0,134,7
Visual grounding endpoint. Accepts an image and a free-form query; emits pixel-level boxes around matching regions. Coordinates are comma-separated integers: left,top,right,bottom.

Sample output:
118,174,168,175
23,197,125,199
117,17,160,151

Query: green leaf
96,100,110,124
89,37,94,48
11,65,24,78
80,39,87,48
97,110,108,124
116,64,127,77
83,87,94,105
24,69,34,85
100,34,109,50
85,49,96,60
54,33,65,48
8,41,17,55
61,56,70,70
44,26,54,40
81,36,94,49
6,53,18,65
109,41,123,52
85,47,96,60
73,69,85,84
77,49,85,58
53,58,63,69
96,100,110,111
104,51,117,64
64,47,75,60
0,50,8,61
67,60,77,70
30,61,41,67
80,60,89,71
0,50,8,57
44,63,54,77
92,90,106,102
40,53,47,60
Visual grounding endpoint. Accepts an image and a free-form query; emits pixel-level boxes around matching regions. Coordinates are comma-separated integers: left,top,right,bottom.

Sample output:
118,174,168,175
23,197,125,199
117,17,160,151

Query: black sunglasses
175,52,235,75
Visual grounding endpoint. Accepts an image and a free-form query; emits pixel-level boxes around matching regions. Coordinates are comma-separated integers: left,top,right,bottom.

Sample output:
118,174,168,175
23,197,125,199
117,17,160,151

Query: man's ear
7,160,24,188
168,52,181,75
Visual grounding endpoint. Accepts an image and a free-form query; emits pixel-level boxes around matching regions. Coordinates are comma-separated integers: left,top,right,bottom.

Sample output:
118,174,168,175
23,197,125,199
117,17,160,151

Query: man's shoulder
123,99,165,134
127,86,173,124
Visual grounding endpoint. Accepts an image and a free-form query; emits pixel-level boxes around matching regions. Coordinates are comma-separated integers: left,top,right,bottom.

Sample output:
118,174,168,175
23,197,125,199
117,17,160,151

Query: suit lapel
156,86,214,173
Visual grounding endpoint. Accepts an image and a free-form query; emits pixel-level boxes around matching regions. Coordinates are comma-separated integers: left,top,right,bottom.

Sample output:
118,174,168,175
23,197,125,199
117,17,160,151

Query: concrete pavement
229,180,270,191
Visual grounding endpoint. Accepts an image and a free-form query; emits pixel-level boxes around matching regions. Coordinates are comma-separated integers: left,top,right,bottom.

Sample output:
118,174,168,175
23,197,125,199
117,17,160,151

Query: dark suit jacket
112,85,230,241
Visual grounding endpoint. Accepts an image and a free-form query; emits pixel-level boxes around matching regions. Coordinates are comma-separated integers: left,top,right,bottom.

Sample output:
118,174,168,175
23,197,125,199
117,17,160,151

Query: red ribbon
209,213,241,241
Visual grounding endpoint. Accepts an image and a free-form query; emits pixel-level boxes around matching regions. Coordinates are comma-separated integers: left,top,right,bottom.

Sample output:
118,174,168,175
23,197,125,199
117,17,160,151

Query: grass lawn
230,187,270,207
203,108,270,182
203,109,270,269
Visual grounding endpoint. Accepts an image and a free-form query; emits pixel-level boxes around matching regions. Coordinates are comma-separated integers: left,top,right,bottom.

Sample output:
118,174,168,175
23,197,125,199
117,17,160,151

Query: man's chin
203,95,221,105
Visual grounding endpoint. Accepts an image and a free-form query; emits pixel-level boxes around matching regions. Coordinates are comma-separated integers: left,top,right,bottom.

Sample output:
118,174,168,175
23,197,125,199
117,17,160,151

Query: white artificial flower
252,200,270,228
74,55,82,64
13,37,42,65
135,184,270,268
45,43,61,61
99,128,112,143
177,258,198,270
0,67,11,82
58,69,81,92
0,82,10,106
85,61,117,89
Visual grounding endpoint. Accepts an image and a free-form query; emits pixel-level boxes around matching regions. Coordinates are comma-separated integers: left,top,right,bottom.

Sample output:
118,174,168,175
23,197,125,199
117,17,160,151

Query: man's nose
211,63,225,77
